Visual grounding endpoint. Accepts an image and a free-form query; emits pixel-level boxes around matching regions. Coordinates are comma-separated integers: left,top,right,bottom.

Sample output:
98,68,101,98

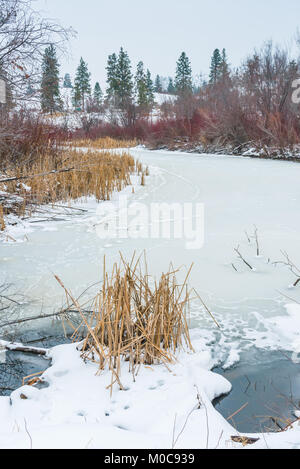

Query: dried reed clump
1,148,137,217
70,137,136,149
0,205,5,231
56,255,194,388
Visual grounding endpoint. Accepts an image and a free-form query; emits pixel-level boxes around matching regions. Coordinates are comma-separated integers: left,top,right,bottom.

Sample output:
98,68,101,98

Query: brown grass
1,147,141,218
70,137,136,150
56,254,194,390
0,205,5,231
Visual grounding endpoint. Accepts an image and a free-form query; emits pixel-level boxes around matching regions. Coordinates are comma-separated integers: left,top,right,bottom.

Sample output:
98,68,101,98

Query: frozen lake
1,148,300,365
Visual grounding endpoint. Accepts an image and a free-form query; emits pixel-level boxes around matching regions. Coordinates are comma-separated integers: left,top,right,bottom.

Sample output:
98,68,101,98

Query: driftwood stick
0,309,92,329
25,202,88,213
0,342,48,357
234,246,253,270
0,167,75,184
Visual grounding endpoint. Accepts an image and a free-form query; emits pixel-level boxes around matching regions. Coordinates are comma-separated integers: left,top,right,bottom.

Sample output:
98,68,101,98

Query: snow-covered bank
146,141,300,162
1,331,300,449
0,172,143,244
2,147,300,448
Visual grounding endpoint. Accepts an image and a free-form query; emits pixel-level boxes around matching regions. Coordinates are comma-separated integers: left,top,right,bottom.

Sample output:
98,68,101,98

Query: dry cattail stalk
0,205,5,231
55,254,195,390
68,137,136,150
1,144,140,218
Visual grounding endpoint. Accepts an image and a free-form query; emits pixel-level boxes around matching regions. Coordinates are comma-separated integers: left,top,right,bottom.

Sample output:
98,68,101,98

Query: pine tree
167,77,175,94
220,49,230,82
155,75,162,93
41,44,61,114
135,63,154,112
73,58,91,111
209,49,222,84
106,53,118,103
175,52,193,95
146,69,155,107
115,47,133,108
63,73,72,89
93,82,103,108
135,61,148,107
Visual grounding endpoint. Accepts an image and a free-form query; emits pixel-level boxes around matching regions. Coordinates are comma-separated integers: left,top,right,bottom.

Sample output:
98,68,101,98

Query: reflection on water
214,349,300,433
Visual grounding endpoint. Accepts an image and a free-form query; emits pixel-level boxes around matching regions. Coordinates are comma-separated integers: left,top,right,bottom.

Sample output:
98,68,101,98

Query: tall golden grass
56,254,194,390
0,205,5,231
1,147,141,218
70,137,136,149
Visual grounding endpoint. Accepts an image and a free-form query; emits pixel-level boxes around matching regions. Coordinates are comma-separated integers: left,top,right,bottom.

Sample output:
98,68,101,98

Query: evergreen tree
209,49,222,84
155,75,162,93
220,49,230,81
167,77,175,94
93,82,103,108
175,52,193,95
115,47,133,108
106,52,118,102
135,61,148,107
63,73,72,89
40,44,61,114
73,57,91,110
146,69,155,106
135,63,154,111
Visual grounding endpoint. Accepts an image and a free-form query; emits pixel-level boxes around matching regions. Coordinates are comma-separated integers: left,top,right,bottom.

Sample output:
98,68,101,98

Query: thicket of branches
0,0,72,98
0,0,72,168
76,42,300,152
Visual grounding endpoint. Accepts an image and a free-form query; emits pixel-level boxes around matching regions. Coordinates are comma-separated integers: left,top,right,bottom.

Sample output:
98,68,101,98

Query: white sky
35,0,300,89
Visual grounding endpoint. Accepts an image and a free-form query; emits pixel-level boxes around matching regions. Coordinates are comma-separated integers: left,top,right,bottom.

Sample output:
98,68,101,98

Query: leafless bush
274,251,300,287
0,0,74,99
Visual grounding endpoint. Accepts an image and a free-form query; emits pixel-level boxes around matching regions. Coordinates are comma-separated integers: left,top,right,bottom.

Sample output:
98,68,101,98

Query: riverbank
1,335,300,449
146,140,300,162
1,147,300,449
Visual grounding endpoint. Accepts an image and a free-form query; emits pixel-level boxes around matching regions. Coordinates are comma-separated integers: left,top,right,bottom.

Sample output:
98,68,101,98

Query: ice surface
1,149,300,448
1,149,300,360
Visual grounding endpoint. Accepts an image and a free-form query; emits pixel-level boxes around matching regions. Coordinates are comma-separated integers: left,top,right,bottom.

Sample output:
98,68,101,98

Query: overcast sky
35,0,300,89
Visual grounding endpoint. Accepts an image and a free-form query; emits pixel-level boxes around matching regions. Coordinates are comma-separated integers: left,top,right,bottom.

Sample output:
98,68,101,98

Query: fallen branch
0,167,75,184
0,341,48,357
273,251,300,287
234,246,253,270
0,309,92,329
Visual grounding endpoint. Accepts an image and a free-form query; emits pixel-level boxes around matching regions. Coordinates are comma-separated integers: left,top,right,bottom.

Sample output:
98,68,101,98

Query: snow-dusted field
1,148,300,448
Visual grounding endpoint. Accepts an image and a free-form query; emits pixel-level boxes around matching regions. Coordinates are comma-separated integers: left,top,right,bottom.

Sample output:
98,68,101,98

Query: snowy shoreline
1,148,300,448
1,332,300,449
145,142,300,163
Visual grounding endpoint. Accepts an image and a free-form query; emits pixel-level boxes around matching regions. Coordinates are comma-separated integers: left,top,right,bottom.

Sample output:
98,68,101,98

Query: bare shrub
56,254,194,388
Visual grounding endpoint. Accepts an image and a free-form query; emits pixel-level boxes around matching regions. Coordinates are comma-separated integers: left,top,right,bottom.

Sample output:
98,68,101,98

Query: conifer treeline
39,45,209,114
39,43,300,152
